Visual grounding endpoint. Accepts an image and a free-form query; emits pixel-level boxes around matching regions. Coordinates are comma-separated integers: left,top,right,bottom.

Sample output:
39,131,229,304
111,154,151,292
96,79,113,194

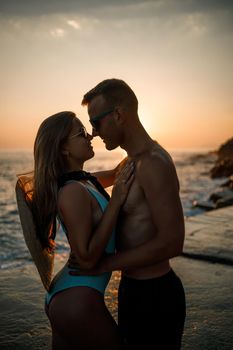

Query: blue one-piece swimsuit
45,182,115,305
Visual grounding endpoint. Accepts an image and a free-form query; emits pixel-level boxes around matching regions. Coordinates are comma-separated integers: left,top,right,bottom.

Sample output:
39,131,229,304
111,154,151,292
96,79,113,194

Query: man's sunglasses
89,109,114,130
69,126,88,139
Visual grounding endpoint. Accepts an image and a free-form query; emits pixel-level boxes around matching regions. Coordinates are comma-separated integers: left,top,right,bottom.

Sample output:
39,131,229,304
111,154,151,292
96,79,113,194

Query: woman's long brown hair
31,111,76,249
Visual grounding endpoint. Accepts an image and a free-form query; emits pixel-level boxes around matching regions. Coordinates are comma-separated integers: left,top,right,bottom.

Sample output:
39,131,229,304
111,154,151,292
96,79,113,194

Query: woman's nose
88,133,93,140
92,128,98,137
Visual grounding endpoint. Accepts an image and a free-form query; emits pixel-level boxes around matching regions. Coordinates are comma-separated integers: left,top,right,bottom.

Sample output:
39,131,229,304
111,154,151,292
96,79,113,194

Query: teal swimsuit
45,182,115,305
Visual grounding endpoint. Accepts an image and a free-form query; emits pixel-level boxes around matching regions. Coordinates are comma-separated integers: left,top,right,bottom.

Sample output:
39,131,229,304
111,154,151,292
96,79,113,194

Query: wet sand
0,259,121,350
1,257,232,350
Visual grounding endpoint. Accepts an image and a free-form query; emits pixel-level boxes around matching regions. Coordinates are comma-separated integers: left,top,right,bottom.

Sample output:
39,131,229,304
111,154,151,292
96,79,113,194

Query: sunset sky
0,0,233,151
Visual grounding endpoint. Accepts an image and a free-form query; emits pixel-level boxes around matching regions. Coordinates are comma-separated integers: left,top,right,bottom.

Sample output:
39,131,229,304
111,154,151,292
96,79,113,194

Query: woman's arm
92,156,128,188
59,161,134,269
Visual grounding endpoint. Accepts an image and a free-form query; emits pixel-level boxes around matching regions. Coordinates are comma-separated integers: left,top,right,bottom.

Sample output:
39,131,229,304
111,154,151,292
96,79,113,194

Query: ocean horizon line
0,146,215,154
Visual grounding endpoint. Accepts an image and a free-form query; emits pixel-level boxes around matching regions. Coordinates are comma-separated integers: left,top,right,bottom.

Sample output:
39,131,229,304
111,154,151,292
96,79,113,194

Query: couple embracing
17,79,186,349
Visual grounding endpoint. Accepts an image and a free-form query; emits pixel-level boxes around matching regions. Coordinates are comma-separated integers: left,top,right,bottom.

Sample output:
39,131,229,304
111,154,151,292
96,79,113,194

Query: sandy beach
1,257,233,349
0,259,121,350
1,206,233,349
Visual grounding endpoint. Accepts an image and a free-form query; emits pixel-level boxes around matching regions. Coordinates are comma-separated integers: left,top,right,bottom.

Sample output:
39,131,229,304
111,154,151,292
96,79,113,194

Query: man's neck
121,123,157,158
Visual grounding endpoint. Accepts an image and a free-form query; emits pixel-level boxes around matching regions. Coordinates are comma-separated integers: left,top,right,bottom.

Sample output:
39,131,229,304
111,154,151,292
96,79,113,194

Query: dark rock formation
210,137,233,178
218,137,233,158
193,138,233,212
220,175,233,190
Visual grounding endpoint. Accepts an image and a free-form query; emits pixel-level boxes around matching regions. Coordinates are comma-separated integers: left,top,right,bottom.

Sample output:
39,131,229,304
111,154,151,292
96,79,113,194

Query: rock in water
210,137,233,178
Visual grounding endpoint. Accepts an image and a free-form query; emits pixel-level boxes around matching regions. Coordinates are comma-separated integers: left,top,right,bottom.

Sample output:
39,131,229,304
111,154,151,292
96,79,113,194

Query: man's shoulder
134,143,178,189
136,143,173,170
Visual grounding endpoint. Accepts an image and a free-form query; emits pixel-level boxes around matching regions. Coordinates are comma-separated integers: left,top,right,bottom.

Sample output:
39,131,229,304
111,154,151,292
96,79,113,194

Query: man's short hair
82,78,138,111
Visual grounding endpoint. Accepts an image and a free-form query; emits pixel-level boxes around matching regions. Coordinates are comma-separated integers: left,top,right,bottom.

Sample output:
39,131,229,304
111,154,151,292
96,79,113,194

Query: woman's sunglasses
69,126,88,139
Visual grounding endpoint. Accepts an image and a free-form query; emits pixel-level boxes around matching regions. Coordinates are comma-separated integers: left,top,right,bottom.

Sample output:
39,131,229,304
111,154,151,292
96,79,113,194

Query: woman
20,111,133,349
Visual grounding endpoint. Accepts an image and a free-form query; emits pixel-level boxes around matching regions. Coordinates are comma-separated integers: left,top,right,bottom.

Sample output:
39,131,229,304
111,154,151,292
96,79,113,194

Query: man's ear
114,106,125,125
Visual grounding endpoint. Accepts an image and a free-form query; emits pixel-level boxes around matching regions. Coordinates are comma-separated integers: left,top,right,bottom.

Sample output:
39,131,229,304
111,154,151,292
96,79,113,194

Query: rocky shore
210,137,233,179
192,137,233,211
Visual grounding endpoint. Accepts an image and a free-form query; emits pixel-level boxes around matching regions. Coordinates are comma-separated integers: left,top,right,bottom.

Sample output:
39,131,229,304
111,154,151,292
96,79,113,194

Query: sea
0,148,225,271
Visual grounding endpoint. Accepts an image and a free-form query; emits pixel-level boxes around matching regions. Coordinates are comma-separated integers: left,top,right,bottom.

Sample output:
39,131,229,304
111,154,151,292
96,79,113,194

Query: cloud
50,28,65,38
0,0,232,18
184,14,207,36
0,0,232,42
0,0,143,17
67,19,81,30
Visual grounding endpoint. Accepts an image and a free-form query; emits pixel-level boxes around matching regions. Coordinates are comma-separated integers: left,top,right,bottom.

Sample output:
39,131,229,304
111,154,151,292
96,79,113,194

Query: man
72,79,186,349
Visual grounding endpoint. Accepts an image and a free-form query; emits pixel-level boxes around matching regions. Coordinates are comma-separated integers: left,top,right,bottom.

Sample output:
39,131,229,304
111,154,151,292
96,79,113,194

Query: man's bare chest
121,178,147,214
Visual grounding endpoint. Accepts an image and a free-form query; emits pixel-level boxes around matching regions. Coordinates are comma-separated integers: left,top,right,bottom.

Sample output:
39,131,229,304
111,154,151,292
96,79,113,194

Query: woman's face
63,118,94,168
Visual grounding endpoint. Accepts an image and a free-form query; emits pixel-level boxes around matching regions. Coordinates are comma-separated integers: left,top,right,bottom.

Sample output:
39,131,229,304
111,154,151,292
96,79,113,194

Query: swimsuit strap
58,171,110,201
